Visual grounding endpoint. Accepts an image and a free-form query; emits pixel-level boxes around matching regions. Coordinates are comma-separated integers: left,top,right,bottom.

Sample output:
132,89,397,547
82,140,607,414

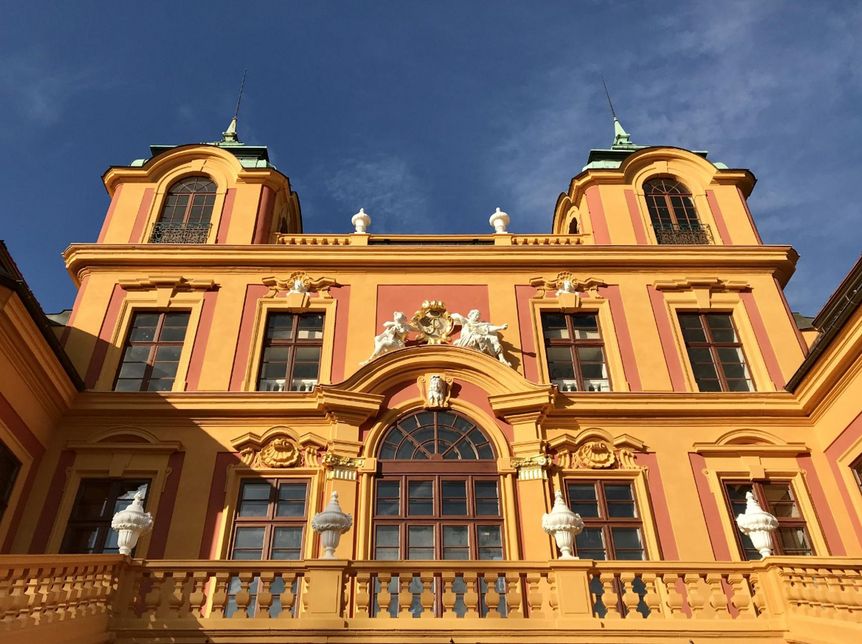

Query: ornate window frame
527,277,628,392
241,280,338,391
46,429,182,555
96,277,216,391
653,279,773,392
546,430,662,560
692,434,829,562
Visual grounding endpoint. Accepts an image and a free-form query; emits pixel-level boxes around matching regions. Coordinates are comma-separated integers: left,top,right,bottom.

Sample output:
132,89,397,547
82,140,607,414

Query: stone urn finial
311,491,353,559
489,207,510,233
542,490,584,559
735,491,779,558
351,208,371,234
110,489,153,556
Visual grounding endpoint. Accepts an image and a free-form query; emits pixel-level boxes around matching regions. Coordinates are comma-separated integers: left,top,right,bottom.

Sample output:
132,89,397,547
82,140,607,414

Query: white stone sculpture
542,491,585,559
735,491,779,558
428,375,446,407
288,278,308,294
361,312,416,365
351,208,371,234
110,489,153,556
451,309,511,366
489,207,510,233
311,491,353,559
555,278,576,297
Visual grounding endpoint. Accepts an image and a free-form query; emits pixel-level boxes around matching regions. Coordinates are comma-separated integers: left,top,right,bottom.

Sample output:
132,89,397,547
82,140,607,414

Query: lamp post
110,490,153,556
542,491,584,559
735,491,779,558
311,491,353,559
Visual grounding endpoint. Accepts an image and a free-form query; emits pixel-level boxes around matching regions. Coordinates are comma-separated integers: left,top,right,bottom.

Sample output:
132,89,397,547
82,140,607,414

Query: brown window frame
256,312,324,392
678,312,754,392
229,478,310,560
563,479,646,560
61,478,151,554
722,480,814,559
0,441,21,523
540,311,611,392
644,177,701,230
113,311,190,392
852,457,862,495
157,176,217,227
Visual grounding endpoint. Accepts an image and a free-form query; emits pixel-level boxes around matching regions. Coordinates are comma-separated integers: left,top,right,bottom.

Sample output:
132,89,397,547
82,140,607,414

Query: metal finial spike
234,69,247,120
222,70,247,144
601,75,617,120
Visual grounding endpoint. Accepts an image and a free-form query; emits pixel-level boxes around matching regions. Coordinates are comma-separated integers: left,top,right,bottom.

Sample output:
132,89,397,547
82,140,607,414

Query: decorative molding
529,272,606,299
262,272,337,299
511,453,552,480
653,277,750,293
117,276,218,294
233,428,325,470
321,452,365,480
417,373,453,409
552,437,643,471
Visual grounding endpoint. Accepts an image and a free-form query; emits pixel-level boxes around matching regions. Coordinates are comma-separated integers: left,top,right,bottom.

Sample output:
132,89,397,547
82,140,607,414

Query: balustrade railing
148,221,211,244
3,556,862,641
652,222,713,245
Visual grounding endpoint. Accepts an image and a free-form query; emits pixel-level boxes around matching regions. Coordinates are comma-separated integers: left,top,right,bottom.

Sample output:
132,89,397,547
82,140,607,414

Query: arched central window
151,176,217,243
644,178,711,244
373,410,502,560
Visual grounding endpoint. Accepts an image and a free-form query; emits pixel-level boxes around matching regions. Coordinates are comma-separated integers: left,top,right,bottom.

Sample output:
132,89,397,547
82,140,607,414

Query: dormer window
150,176,216,243
644,178,712,244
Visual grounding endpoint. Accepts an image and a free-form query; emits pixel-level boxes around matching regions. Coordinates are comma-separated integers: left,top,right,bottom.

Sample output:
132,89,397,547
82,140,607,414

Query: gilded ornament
411,300,454,345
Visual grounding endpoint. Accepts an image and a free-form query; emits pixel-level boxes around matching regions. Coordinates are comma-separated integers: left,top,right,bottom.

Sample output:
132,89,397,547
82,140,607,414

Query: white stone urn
311,491,353,559
489,207,510,233
735,491,779,558
110,490,153,556
351,208,371,234
542,490,584,559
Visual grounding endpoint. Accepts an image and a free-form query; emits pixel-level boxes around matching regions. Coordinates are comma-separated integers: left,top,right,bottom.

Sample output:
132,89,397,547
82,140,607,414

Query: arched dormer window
643,178,712,245
373,410,502,562
568,218,579,234
150,176,217,243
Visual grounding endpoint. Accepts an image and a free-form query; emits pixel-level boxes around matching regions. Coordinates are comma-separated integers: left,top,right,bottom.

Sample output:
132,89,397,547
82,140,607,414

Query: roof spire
602,76,636,150
222,69,246,144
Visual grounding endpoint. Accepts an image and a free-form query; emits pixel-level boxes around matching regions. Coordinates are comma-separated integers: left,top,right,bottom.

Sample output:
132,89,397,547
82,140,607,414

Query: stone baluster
257,572,275,619
376,573,392,618
504,572,523,619
354,571,371,618
185,571,208,619
661,574,686,619
441,572,457,618
727,573,755,618
463,571,480,618
142,571,164,620
52,567,72,622
419,572,435,619
705,573,730,618
30,567,52,624
524,572,545,619
640,572,662,619
0,572,14,622
684,573,707,618
8,569,31,625
620,572,640,618
160,573,182,618
232,572,253,619
23,570,40,624
598,572,621,620
484,574,501,618
210,572,231,619
749,571,769,617
841,569,862,621
547,572,559,617
397,574,412,619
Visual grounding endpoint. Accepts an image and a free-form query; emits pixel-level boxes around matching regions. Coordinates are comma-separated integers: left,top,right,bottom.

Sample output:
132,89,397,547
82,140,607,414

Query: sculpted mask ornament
418,373,453,409
262,272,336,298
451,309,512,366
411,300,454,345
361,312,418,365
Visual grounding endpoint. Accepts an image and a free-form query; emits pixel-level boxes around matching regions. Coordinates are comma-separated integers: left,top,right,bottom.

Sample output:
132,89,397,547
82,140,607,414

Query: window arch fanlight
372,410,503,563
150,176,217,244
643,177,712,245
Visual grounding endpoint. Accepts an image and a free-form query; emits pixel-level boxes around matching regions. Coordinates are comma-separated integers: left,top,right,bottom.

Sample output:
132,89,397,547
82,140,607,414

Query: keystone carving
262,272,337,298
555,439,640,470
529,273,606,299
418,373,453,409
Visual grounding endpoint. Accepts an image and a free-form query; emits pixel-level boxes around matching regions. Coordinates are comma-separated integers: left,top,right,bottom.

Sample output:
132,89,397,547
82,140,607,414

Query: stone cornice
63,244,799,287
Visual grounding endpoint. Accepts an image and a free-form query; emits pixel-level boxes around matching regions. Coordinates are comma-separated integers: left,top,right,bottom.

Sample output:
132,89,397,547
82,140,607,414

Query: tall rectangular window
564,480,645,560
257,313,324,392
61,479,150,554
0,441,21,523
678,312,753,392
541,312,610,392
372,476,503,560
114,311,190,391
230,479,309,560
724,481,813,559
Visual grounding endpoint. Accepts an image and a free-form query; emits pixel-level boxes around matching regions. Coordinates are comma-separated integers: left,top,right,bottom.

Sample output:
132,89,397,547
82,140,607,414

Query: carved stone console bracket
321,452,366,481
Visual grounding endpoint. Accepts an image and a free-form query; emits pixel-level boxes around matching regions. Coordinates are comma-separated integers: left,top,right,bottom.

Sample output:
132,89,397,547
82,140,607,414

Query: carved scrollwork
529,272,606,300
411,300,454,345
238,434,303,469
554,439,641,471
321,452,365,480
262,272,337,298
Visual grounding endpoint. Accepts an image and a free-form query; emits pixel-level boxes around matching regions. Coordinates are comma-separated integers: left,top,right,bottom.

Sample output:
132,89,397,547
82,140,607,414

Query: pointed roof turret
611,116,636,150
221,115,240,144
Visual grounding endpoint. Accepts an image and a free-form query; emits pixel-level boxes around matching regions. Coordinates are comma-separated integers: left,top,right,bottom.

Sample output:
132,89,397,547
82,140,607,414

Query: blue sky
1,1,859,315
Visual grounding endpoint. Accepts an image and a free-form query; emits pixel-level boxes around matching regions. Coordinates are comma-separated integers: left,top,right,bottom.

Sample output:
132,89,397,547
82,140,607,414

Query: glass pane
407,526,434,559
239,482,271,517
570,314,600,339
118,361,147,379
159,325,188,342
442,525,469,560
474,481,499,515
272,527,303,559
276,483,307,517
724,483,751,516
611,527,644,551
777,527,811,555
74,480,113,519
408,481,433,515
477,525,503,560
266,314,295,340
541,313,569,340
297,314,324,339
567,483,599,517
441,480,467,516
376,480,400,516
576,527,606,559
375,525,400,547
679,314,706,342
233,527,265,549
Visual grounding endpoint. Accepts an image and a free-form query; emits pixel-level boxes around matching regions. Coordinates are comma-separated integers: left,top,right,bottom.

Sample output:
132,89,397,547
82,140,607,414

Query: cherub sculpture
361,312,417,365
451,309,511,366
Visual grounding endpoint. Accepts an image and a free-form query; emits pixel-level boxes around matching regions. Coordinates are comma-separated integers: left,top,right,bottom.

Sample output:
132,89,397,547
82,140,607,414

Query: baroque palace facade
1,120,861,643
